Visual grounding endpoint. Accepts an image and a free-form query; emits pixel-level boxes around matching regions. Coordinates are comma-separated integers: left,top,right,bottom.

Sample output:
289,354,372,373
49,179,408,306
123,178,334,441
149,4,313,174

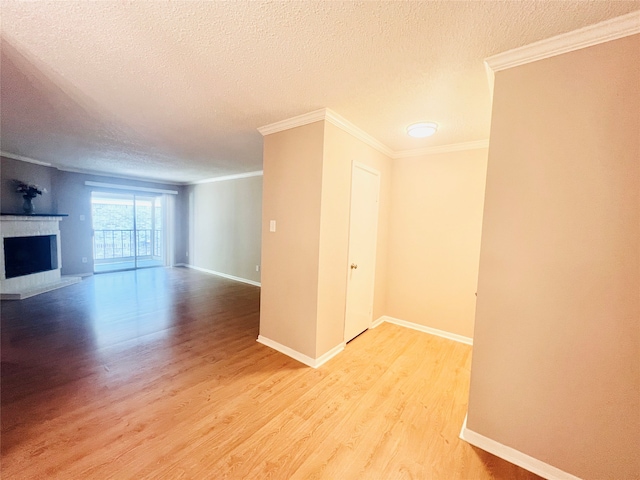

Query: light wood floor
1,267,541,479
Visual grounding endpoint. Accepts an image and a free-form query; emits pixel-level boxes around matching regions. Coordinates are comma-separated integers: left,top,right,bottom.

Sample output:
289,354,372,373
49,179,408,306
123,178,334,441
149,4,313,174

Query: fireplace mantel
1,215,81,300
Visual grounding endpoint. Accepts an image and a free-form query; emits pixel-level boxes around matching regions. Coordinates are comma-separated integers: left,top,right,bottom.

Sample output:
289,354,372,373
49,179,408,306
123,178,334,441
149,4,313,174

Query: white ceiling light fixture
407,122,438,138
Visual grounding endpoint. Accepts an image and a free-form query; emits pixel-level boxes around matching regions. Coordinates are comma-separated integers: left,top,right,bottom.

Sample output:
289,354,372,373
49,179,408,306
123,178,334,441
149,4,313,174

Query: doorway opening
91,192,165,273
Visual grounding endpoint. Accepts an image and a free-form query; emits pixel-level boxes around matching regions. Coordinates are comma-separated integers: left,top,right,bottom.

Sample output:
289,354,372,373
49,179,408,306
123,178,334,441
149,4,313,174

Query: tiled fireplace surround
0,215,81,300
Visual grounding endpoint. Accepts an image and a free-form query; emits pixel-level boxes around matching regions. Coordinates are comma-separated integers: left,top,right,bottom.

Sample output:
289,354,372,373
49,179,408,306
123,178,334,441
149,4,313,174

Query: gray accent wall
1,157,54,213
1,156,186,276
52,169,186,276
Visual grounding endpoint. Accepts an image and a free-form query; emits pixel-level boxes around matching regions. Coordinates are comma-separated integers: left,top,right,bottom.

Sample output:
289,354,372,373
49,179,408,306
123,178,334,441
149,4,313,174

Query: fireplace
0,214,80,300
4,235,59,279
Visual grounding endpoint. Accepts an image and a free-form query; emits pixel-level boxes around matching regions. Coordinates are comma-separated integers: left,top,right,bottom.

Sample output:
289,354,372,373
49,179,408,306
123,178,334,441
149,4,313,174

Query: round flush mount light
407,122,438,138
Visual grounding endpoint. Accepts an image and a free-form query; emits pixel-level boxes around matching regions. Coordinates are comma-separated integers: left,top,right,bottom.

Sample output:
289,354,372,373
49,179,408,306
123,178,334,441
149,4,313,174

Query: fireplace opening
4,235,58,279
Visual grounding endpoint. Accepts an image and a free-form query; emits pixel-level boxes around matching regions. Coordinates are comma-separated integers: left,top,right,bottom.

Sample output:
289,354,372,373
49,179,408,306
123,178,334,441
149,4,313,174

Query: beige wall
260,121,325,358
260,120,392,359
316,122,392,355
186,175,262,283
467,34,639,480
386,148,488,338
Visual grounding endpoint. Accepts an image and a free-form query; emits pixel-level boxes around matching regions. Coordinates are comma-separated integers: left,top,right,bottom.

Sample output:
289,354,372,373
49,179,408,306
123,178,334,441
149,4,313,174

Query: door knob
350,263,358,269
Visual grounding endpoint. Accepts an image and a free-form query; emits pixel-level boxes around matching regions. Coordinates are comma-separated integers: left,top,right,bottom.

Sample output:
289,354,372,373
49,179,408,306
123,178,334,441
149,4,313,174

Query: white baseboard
377,315,473,345
314,342,346,367
257,335,344,368
177,263,261,287
459,414,583,480
370,316,385,329
64,272,93,278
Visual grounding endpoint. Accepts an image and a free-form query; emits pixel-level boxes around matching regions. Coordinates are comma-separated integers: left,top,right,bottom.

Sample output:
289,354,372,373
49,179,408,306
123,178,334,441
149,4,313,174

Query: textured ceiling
1,1,638,183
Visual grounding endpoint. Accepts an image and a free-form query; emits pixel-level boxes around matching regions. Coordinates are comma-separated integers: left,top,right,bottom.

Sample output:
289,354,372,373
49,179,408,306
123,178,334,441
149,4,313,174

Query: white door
344,162,380,342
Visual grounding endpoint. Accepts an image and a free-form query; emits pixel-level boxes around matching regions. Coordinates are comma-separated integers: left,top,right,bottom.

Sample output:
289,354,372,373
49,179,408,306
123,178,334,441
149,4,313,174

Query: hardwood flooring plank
1,267,541,479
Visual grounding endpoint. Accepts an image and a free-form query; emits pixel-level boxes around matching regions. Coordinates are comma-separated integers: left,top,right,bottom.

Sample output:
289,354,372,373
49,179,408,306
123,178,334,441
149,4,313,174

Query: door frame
343,161,381,342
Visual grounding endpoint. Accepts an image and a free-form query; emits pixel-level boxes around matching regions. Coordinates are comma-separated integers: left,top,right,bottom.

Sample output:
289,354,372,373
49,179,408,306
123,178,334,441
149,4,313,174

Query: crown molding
84,180,178,195
258,108,395,158
486,10,640,72
393,139,490,159
57,166,183,185
324,109,395,157
1,151,184,185
257,109,327,136
0,151,52,166
190,170,263,185
258,108,489,160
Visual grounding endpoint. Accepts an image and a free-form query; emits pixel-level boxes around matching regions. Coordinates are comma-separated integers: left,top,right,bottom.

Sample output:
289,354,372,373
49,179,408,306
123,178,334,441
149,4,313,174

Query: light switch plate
269,220,276,232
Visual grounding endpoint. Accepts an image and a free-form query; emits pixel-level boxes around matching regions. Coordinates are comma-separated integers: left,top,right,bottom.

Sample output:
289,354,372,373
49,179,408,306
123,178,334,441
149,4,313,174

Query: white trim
66,272,93,278
258,108,488,160
313,342,345,367
352,161,381,177
60,166,183,185
258,109,327,136
459,414,583,480
84,181,178,195
343,162,381,343
370,317,385,329
1,153,185,186
179,263,261,287
379,315,473,345
258,108,395,158
1,151,52,166
484,60,495,102
486,11,640,72
256,335,345,368
190,170,263,185
392,139,490,159
325,110,395,157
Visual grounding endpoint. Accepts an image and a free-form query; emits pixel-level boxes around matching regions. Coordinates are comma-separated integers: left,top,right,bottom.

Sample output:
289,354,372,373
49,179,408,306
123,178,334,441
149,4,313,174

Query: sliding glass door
134,195,164,269
91,192,165,273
